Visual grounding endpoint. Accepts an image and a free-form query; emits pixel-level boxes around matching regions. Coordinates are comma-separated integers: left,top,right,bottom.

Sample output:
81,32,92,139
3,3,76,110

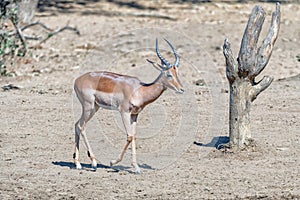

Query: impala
73,38,184,173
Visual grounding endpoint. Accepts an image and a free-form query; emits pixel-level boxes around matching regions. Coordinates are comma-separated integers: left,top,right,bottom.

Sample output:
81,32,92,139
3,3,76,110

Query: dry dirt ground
0,1,299,199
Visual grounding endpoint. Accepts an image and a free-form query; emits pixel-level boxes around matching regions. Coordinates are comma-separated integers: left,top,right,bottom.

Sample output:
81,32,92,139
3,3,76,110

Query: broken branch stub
223,3,280,148
223,38,238,83
251,3,281,77
238,5,265,78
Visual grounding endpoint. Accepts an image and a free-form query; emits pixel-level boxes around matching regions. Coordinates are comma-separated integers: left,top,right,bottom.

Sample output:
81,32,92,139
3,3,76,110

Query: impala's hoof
134,169,141,174
132,163,141,174
75,163,82,170
110,160,116,166
91,159,97,170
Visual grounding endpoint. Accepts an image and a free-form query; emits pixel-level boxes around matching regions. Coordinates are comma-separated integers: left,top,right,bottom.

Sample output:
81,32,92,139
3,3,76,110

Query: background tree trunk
18,0,38,23
223,3,281,148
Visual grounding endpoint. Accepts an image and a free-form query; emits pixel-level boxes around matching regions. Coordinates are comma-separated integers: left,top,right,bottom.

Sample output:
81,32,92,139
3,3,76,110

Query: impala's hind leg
74,98,99,170
130,114,140,174
74,121,82,169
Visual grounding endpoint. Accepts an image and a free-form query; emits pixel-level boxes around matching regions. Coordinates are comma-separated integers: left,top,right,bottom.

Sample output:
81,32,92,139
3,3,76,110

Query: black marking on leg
73,153,76,159
127,136,133,142
87,151,91,158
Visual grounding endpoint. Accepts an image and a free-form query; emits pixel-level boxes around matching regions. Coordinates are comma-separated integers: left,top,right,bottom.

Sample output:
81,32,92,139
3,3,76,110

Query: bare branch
251,3,281,77
24,35,41,40
250,75,273,102
223,38,238,82
8,21,53,37
11,19,27,56
39,25,80,44
238,5,266,76
8,22,80,44
21,21,53,32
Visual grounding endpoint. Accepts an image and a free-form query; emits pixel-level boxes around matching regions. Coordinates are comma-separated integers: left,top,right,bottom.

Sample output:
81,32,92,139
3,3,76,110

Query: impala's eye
166,73,173,79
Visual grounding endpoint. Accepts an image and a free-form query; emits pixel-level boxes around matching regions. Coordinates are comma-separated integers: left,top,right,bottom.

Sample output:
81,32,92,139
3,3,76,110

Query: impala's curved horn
156,38,172,69
164,38,180,67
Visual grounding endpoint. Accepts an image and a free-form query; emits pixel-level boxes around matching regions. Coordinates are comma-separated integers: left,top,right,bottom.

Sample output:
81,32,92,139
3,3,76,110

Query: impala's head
148,38,184,94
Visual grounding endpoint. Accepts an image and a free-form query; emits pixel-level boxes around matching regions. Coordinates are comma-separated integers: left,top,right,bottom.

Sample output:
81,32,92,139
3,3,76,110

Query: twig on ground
39,24,80,44
21,21,53,32
7,21,80,44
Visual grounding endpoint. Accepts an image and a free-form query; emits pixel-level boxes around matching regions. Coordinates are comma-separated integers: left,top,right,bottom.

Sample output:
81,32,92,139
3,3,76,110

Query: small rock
71,66,80,70
276,147,289,151
194,79,206,86
221,88,228,93
41,68,52,73
38,89,47,94
283,19,290,26
282,38,290,42
1,84,21,91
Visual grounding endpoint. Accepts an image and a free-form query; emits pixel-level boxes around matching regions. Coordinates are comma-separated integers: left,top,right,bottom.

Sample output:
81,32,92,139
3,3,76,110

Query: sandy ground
0,1,299,199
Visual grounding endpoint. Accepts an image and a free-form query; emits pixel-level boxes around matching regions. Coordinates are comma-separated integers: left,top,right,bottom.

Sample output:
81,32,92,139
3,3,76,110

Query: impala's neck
140,72,166,105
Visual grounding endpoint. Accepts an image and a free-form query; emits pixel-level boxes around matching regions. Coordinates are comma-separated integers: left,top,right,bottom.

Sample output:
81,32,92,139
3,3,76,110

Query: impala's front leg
110,112,141,174
110,139,131,166
130,114,141,174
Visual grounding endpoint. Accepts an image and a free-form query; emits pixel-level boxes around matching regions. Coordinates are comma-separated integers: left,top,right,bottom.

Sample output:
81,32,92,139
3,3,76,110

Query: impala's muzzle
170,81,184,94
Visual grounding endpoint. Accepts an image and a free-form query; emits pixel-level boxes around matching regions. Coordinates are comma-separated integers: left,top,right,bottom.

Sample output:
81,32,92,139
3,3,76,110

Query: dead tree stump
223,3,281,148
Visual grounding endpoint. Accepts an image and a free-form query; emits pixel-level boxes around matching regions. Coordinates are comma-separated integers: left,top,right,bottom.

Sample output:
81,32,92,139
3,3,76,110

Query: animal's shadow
53,136,229,172
52,161,155,173
194,136,230,150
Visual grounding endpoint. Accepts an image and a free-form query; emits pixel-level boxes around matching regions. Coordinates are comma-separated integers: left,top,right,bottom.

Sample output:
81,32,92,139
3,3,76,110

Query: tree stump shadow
194,136,230,150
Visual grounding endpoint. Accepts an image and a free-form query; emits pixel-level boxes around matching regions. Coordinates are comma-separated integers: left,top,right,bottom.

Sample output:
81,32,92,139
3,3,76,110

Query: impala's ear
146,59,164,71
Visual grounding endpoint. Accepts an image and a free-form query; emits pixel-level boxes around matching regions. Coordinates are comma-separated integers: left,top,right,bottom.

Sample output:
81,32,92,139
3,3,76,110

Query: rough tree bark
223,3,281,148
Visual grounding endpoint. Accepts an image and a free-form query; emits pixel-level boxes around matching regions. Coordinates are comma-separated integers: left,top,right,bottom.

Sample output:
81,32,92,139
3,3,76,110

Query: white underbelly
94,91,121,110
